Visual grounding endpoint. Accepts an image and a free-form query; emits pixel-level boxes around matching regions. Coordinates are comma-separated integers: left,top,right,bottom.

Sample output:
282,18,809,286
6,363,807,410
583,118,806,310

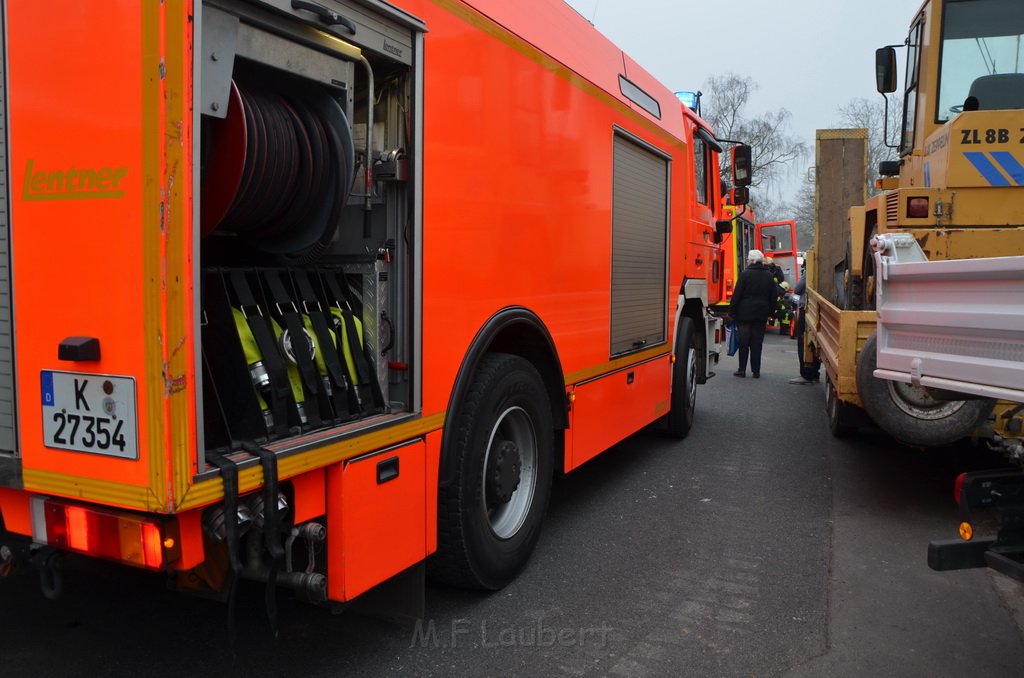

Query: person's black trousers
737,321,766,374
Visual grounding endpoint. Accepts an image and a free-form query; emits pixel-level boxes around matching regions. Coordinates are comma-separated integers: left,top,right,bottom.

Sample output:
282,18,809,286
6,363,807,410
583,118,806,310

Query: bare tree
747,193,786,223
790,181,816,251
779,96,900,252
836,96,902,196
701,74,807,191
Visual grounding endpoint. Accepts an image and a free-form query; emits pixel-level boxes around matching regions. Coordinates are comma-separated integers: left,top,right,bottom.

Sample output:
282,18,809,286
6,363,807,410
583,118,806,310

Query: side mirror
715,219,733,235
729,186,749,206
731,145,752,187
875,47,897,94
878,160,901,177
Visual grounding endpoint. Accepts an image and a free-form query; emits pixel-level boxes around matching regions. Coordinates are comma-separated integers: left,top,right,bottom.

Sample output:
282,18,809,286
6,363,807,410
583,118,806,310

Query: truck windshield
937,0,1024,122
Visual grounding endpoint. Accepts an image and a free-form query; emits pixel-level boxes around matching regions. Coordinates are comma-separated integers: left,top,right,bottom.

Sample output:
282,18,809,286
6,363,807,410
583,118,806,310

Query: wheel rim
481,406,538,539
685,347,697,413
826,377,838,424
886,381,968,421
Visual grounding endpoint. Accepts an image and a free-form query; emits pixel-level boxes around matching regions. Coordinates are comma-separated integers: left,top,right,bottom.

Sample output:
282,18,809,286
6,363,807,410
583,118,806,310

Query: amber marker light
959,522,973,541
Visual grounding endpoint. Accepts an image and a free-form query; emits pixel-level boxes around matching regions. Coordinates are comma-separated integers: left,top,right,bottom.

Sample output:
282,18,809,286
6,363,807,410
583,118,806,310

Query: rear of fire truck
0,0,429,607
0,0,742,612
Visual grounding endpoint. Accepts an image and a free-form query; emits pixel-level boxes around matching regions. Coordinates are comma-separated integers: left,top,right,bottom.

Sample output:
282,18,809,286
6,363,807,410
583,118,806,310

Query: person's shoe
733,370,745,378
788,376,817,385
752,372,760,379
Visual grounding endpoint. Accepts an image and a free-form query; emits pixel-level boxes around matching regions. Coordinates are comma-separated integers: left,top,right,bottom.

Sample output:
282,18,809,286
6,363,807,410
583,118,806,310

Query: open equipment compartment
196,0,422,467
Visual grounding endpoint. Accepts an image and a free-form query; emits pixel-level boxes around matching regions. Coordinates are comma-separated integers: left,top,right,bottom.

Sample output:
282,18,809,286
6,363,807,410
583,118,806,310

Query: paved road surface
1,334,1021,677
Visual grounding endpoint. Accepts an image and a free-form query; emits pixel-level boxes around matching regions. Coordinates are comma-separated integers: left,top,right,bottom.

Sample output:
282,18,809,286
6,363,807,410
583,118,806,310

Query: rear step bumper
929,538,1024,584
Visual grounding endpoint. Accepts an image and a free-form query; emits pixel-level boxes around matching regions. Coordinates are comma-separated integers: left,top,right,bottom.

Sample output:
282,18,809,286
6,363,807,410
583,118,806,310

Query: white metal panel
872,233,1024,403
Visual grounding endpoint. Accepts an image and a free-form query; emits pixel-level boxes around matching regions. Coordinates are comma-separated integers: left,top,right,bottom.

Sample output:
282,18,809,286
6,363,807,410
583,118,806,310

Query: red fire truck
0,0,749,612
757,219,800,335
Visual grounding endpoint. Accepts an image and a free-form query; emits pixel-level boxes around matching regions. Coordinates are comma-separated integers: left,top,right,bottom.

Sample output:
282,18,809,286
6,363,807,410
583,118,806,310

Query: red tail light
907,197,929,218
30,497,176,570
954,472,966,504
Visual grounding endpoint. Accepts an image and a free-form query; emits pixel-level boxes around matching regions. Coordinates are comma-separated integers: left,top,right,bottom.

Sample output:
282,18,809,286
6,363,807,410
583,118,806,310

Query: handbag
726,320,739,356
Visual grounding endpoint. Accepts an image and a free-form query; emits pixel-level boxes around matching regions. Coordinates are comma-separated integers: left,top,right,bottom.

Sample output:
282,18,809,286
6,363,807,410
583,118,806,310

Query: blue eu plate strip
40,370,55,407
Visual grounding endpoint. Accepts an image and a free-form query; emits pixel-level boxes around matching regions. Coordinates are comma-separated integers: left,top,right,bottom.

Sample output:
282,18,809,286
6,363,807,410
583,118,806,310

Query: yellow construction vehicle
803,0,1024,450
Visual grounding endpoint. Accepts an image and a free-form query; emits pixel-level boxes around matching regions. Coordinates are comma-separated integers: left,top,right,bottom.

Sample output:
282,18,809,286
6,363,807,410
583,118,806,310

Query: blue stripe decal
991,151,1024,186
923,161,931,187
964,152,1011,186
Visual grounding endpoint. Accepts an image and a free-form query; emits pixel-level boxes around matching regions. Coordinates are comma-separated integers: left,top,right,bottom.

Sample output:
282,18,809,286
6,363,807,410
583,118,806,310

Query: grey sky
563,0,924,205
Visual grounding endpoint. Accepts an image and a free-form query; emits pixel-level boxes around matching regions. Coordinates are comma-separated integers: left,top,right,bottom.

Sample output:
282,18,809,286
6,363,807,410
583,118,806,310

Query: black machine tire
843,239,865,310
665,316,697,439
861,228,878,311
429,353,554,590
855,331,994,448
826,373,856,438
800,354,821,381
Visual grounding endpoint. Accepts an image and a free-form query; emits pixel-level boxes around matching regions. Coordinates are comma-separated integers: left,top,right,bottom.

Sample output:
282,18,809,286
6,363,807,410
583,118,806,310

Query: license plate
41,371,138,459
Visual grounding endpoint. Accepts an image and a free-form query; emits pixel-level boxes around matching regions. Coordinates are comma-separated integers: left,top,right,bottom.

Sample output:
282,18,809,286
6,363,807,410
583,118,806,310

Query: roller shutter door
610,134,668,357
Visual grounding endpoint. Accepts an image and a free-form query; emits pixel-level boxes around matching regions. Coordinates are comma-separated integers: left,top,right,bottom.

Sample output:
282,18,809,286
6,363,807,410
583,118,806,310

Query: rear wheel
855,331,994,447
826,374,856,437
665,317,697,438
429,353,553,590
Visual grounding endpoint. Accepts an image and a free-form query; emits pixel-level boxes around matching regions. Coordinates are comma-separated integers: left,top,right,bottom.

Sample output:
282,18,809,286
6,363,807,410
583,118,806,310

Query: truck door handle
377,456,399,484
291,0,357,34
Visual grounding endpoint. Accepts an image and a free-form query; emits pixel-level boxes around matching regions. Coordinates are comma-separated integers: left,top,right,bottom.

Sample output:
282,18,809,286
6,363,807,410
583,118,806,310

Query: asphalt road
2,333,1022,677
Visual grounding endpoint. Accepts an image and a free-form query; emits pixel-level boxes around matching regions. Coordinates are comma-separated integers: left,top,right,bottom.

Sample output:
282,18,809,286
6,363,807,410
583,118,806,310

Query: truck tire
843,239,865,310
429,353,553,590
665,316,696,438
855,331,994,447
826,374,856,437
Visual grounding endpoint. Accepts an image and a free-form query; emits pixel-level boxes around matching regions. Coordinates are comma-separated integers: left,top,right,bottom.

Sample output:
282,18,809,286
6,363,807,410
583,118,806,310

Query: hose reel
201,79,355,259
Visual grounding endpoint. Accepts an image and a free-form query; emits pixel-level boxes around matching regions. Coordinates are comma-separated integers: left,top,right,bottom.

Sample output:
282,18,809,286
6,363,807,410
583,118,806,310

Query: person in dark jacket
728,249,776,378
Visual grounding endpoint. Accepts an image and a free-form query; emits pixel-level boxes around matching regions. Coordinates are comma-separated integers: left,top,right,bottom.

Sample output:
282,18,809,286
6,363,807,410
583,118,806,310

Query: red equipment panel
567,355,671,471
326,439,427,601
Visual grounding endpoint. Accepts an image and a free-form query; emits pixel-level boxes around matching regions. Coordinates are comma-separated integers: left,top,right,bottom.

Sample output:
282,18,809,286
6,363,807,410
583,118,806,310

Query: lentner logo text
22,159,129,201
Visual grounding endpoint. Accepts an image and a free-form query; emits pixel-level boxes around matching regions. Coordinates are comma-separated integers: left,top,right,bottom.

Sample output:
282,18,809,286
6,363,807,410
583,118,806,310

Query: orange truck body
757,220,800,287
711,203,757,313
0,0,731,606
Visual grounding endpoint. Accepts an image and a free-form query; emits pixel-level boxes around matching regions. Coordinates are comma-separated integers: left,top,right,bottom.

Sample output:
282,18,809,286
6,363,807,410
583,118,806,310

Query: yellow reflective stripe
564,346,670,385
24,469,164,512
162,0,196,511
140,2,169,510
